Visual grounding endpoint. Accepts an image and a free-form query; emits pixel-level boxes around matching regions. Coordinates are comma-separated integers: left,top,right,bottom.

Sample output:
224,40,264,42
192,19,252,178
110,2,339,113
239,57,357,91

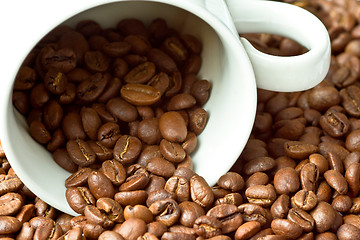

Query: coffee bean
159,111,187,142
137,118,162,145
88,171,115,199
160,139,186,163
207,204,243,234
52,148,78,173
124,204,153,223
62,112,86,140
287,208,315,232
101,160,126,186
271,219,303,239
113,135,142,165
238,203,267,226
310,201,337,233
324,169,348,194
193,215,222,239
164,176,190,202
274,167,300,195
292,190,317,211
66,187,95,214
149,198,180,227
178,201,205,227
66,139,96,167
106,97,138,122
245,184,277,207
234,221,261,240
190,175,214,208
270,194,290,219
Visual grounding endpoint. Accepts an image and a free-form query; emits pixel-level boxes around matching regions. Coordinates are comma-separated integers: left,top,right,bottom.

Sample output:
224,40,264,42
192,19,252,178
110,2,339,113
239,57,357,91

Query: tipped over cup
0,0,330,215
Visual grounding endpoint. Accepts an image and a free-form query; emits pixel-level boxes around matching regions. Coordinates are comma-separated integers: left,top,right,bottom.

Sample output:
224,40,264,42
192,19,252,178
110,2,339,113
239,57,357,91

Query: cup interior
4,0,257,215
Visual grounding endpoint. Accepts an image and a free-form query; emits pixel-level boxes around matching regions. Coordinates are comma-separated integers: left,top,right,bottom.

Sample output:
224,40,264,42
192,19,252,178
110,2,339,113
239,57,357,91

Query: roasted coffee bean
271,219,303,239
190,79,211,106
292,190,317,211
243,157,276,175
190,175,214,208
245,184,277,207
113,135,142,165
310,201,337,233
84,51,110,73
119,170,149,192
284,141,319,160
345,162,360,197
274,167,300,195
270,194,290,219
97,122,121,148
0,174,23,195
137,118,162,145
43,100,63,131
62,112,86,140
147,48,178,73
207,204,243,234
114,190,147,206
52,148,78,173
124,204,153,223
234,221,261,240
160,139,186,163
14,66,37,91
0,193,23,216
44,68,68,95
12,91,29,115
324,169,348,194
87,141,112,162
337,223,360,240
340,85,360,117
124,35,151,55
238,203,267,226
29,121,51,144
178,201,205,227
288,208,314,232
98,230,124,240
121,83,161,106
65,168,92,188
76,72,110,103
320,108,350,137
245,172,269,189
327,151,344,174
308,86,340,112
332,194,352,212
146,157,175,178
66,187,96,214
41,47,77,73
164,176,190,202
217,172,244,192
88,171,115,199
188,107,208,135
101,160,126,186
47,128,66,152
159,111,187,142
149,198,180,227
0,216,22,235
193,215,222,239
66,139,96,167
106,97,138,122
300,163,319,192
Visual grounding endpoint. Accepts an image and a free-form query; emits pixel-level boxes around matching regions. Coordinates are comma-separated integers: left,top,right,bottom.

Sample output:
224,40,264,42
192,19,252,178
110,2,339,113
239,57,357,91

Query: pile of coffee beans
3,0,360,239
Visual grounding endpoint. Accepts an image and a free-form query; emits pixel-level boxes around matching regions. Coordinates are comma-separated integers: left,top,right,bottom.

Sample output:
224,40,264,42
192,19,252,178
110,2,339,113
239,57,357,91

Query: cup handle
225,0,331,92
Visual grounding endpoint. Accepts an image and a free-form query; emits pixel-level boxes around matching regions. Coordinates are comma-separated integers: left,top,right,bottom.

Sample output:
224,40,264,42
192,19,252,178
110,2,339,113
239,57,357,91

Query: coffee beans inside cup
3,0,360,239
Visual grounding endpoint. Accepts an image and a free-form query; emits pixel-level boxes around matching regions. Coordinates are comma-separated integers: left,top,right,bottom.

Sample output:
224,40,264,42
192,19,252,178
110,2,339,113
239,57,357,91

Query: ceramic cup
0,0,330,215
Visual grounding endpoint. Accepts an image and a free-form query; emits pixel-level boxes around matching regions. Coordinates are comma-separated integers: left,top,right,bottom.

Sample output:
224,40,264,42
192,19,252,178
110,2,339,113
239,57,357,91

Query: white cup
0,0,330,216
